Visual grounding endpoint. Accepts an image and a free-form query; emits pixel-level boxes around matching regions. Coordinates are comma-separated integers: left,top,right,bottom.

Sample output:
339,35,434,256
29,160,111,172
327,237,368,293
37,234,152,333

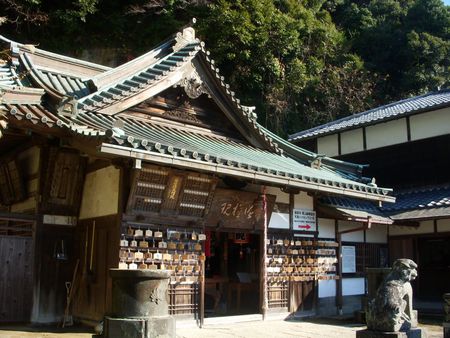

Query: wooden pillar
335,220,343,313
261,186,268,320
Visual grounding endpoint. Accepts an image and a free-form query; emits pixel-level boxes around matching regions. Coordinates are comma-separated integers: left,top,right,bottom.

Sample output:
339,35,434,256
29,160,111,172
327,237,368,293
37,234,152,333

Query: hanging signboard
293,208,316,231
205,188,276,230
342,245,356,273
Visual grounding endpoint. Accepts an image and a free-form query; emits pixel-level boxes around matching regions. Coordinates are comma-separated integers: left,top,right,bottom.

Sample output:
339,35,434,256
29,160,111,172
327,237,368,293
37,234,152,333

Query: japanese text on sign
220,200,255,220
293,208,316,231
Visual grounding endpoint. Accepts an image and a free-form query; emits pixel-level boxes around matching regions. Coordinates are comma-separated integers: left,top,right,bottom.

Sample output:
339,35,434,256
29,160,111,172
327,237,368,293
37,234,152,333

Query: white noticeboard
342,245,356,273
293,208,316,231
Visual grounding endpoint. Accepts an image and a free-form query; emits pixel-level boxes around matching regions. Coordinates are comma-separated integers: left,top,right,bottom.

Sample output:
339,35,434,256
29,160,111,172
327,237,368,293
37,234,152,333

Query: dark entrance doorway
417,236,450,301
204,231,260,316
0,217,34,322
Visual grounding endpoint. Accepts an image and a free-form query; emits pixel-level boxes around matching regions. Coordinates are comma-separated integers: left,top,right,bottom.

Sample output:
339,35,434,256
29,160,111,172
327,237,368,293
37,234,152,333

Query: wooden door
0,235,33,322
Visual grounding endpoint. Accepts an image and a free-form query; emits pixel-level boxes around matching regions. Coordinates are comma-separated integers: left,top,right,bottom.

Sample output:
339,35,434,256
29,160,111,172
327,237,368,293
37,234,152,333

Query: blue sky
445,0,450,5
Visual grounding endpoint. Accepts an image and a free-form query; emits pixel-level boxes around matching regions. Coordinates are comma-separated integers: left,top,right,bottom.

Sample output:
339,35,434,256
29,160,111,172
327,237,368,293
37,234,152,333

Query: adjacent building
290,90,450,314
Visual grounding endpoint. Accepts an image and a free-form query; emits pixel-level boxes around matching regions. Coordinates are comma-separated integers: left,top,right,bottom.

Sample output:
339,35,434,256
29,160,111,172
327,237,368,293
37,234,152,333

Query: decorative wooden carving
205,188,276,230
163,100,201,124
178,71,209,99
40,148,86,215
0,159,26,205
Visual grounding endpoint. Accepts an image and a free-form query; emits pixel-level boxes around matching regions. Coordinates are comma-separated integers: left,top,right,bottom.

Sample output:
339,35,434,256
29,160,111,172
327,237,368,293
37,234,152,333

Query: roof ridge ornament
177,69,209,99
173,20,197,52
57,95,78,119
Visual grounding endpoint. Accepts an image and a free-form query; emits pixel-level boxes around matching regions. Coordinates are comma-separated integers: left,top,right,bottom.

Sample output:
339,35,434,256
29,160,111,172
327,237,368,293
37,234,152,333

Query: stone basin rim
110,268,171,279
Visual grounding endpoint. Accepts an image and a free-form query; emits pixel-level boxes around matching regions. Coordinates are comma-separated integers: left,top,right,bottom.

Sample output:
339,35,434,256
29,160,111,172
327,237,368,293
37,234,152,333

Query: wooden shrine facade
0,25,394,325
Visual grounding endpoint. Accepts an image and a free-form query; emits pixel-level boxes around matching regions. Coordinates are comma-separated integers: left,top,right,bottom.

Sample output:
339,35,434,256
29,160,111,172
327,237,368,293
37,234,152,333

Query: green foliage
1,0,449,135
333,0,450,99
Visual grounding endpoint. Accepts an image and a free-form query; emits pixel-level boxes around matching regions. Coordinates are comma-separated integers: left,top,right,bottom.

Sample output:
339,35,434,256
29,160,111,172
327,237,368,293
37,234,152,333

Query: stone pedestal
444,293,450,338
356,328,427,338
99,269,175,338
444,323,450,338
103,316,175,338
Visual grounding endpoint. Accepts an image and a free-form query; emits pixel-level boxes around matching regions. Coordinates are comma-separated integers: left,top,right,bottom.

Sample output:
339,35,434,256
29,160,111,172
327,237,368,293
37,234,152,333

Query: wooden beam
0,212,37,221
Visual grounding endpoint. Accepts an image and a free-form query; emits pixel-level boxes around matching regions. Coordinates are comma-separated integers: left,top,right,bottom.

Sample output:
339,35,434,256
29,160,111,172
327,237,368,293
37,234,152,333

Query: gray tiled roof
319,184,450,221
382,184,450,212
289,90,450,141
0,62,22,87
318,195,383,214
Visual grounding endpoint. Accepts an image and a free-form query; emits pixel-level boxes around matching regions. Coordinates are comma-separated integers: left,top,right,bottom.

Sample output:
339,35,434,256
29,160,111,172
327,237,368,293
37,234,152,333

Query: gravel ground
0,318,443,338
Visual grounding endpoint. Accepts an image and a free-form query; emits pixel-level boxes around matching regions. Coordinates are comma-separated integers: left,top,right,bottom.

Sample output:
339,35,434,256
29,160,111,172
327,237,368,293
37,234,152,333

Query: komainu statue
366,259,418,332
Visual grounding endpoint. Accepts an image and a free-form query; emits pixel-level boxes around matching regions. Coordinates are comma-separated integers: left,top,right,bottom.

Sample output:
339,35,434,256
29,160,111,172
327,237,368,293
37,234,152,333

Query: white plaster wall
294,191,313,209
269,212,290,229
437,218,450,233
342,277,365,296
338,220,364,242
366,224,388,243
79,165,120,219
319,279,337,298
16,146,40,176
366,118,408,150
340,128,364,155
410,107,450,141
265,186,289,204
388,220,434,236
318,218,335,239
317,134,339,157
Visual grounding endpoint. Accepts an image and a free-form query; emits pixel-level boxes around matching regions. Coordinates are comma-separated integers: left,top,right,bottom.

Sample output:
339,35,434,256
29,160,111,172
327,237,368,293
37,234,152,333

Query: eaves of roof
289,90,450,141
100,142,394,203
0,34,110,76
382,184,450,212
76,42,201,115
0,27,396,203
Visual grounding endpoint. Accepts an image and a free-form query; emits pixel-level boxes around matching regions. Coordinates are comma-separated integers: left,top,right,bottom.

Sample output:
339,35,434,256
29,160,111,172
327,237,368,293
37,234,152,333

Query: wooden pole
89,221,95,272
199,256,205,328
261,186,268,320
62,259,79,328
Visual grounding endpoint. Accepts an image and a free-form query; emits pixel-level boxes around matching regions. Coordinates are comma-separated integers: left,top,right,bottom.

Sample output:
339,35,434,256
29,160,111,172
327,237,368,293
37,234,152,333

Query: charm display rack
119,223,206,283
266,237,339,282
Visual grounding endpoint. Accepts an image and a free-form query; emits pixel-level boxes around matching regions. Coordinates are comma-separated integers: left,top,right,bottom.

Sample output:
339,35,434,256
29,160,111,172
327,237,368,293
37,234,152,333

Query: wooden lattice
267,281,289,308
131,167,169,213
168,282,199,316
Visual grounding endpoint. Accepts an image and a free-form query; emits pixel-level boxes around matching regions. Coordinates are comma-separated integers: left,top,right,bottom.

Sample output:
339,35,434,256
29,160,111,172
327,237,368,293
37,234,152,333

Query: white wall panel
294,191,314,209
319,279,337,298
265,186,289,204
339,220,364,242
389,220,434,236
342,278,365,296
318,218,335,239
317,134,339,157
366,224,388,243
410,107,450,141
269,212,290,229
341,128,364,155
366,118,408,149
79,165,120,219
437,218,450,233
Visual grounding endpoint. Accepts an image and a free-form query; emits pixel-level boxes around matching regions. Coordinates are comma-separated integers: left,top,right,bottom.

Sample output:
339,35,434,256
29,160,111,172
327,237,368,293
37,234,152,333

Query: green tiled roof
0,27,395,203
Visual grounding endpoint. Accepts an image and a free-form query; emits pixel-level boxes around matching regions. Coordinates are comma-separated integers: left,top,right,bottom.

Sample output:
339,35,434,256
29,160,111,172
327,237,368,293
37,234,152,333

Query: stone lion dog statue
366,258,418,332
